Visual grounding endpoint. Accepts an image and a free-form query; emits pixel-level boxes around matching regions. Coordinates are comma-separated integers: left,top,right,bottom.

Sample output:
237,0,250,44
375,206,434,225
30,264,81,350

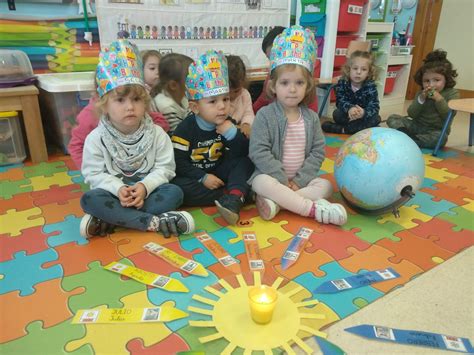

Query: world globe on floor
334,127,425,215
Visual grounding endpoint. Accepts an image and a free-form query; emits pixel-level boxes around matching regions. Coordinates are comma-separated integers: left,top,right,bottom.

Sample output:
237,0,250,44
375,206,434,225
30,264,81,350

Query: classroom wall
434,0,474,91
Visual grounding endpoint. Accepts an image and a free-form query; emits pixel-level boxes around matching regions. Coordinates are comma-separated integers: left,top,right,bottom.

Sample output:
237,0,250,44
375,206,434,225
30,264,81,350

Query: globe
334,127,425,216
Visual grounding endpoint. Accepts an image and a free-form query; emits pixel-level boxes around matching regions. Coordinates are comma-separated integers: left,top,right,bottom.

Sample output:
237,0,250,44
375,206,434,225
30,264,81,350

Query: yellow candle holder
248,285,278,324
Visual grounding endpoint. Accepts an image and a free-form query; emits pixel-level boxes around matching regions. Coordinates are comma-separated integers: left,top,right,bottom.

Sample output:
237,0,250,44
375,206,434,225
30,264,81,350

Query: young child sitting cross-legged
79,40,195,239
171,50,254,225
249,26,347,226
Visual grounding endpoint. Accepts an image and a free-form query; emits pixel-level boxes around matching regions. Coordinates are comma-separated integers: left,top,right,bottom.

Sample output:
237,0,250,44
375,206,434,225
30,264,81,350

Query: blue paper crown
186,50,229,100
96,40,145,97
270,25,317,74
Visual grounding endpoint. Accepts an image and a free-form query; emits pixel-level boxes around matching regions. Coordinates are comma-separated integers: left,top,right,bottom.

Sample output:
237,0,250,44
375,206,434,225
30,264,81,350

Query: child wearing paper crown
249,26,347,225
171,50,254,225
68,50,169,169
79,40,195,239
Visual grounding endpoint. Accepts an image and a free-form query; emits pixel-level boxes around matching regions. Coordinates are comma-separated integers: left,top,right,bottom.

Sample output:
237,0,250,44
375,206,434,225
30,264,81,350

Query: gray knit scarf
99,113,155,174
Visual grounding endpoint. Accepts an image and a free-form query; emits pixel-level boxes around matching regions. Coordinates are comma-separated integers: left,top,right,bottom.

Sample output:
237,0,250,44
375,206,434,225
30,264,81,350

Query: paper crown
270,25,317,74
96,40,145,97
186,50,229,100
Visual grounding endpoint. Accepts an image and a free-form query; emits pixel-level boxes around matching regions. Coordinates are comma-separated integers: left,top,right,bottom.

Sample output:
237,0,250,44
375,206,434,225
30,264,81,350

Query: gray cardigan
248,101,326,188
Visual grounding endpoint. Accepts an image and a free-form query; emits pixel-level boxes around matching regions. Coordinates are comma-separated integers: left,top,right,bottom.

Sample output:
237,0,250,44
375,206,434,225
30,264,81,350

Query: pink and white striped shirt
282,114,306,180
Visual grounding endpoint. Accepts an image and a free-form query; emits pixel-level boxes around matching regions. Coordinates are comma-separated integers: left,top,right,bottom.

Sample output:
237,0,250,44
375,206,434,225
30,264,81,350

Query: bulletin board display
95,0,290,69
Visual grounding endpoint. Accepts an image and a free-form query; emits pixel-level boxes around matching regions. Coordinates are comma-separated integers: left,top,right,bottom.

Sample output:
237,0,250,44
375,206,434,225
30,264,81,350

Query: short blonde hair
267,64,316,106
96,84,150,114
342,51,377,81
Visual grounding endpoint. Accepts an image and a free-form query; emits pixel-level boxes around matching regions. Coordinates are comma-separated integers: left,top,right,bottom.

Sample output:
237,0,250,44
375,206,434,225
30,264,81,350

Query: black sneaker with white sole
157,211,195,238
80,214,115,239
215,194,244,225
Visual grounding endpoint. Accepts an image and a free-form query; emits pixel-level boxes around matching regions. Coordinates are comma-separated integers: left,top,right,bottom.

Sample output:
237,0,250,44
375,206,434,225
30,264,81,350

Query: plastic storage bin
300,14,326,37
384,65,403,94
37,72,95,153
337,0,367,33
333,35,359,67
0,111,26,165
302,0,326,14
0,49,36,88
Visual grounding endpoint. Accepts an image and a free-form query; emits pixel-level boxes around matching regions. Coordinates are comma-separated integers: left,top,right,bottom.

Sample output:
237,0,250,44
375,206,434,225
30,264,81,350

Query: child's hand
127,183,147,209
203,174,224,190
118,185,134,207
421,86,433,101
431,90,443,102
354,105,365,119
348,107,359,120
288,181,300,191
216,120,233,135
240,123,251,138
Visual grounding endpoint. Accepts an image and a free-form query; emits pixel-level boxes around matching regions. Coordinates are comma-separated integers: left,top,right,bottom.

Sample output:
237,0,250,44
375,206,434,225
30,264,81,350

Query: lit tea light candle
248,285,278,324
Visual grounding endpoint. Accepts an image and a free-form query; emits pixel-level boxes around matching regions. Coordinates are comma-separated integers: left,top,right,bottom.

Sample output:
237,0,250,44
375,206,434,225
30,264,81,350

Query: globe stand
341,185,415,217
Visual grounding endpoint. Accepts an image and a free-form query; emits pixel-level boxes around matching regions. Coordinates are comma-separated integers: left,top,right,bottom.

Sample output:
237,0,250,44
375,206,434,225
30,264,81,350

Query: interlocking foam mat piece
0,136,473,354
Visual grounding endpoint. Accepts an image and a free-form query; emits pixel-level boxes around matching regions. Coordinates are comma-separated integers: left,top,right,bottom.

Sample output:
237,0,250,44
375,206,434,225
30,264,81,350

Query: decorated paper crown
186,50,229,100
270,25,317,74
96,40,145,97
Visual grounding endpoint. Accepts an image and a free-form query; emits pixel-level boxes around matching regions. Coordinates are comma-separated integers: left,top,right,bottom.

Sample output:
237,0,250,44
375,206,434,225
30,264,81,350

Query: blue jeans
80,183,184,231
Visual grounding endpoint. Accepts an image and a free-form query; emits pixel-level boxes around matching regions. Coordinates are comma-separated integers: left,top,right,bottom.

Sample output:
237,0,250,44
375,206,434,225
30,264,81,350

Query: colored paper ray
143,242,208,277
0,38,75,47
242,231,265,272
280,227,313,270
47,55,99,66
195,231,241,274
314,336,346,355
0,18,98,28
345,325,474,353
2,47,65,55
104,261,189,293
72,306,188,324
48,63,97,72
314,268,401,294
1,32,73,41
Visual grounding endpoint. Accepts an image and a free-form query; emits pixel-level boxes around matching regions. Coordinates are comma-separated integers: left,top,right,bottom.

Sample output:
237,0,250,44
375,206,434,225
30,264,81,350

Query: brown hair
267,64,316,106
96,84,150,114
342,50,377,81
413,49,457,88
140,50,161,65
226,55,248,90
151,53,193,97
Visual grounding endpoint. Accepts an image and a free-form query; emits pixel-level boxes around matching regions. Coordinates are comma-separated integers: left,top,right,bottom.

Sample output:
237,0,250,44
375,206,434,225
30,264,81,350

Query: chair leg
469,113,473,146
318,84,336,118
432,109,454,156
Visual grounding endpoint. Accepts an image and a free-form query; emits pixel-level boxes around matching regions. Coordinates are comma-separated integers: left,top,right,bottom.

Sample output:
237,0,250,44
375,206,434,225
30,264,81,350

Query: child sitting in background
252,26,319,114
68,50,168,169
152,53,193,133
387,49,459,148
80,40,194,239
249,25,347,226
322,50,380,134
226,55,255,137
171,51,254,225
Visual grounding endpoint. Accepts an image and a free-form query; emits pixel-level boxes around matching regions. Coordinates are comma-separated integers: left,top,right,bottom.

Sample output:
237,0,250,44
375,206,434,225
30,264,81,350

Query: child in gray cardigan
249,26,347,226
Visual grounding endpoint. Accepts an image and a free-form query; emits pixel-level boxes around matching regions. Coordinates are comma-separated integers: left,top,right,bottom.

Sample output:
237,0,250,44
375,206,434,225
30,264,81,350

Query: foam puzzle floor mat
0,135,473,354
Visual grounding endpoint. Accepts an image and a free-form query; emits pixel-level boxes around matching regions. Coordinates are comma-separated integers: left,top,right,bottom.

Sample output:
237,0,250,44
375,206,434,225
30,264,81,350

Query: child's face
103,90,146,134
143,56,160,89
422,71,446,92
349,57,371,86
191,94,231,125
229,87,242,101
273,66,307,109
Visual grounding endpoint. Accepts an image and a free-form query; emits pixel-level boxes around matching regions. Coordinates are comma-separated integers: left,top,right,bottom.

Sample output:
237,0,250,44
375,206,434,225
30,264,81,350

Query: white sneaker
314,199,347,226
255,195,280,221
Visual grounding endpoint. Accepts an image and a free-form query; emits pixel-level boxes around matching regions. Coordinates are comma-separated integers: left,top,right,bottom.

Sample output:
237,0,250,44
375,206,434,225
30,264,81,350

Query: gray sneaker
79,214,114,239
314,199,347,225
157,211,195,238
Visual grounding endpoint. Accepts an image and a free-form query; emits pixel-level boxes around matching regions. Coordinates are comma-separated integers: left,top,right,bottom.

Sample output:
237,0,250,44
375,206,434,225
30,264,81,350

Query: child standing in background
226,55,255,137
152,53,193,133
171,51,254,225
252,26,319,114
80,40,194,239
322,51,380,134
68,49,168,169
249,26,347,226
387,49,459,148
